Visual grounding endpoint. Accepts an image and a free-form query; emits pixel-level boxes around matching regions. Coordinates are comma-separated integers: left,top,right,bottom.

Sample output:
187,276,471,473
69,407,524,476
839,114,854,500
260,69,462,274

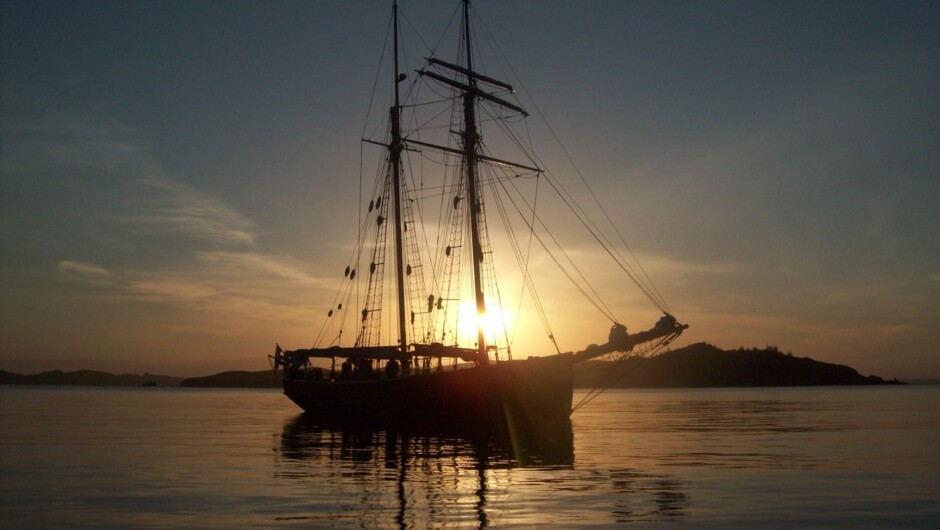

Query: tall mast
461,0,488,363
390,0,408,357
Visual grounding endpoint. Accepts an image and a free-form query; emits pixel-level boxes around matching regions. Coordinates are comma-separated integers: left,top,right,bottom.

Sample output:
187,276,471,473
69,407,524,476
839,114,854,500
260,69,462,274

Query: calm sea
1,385,937,528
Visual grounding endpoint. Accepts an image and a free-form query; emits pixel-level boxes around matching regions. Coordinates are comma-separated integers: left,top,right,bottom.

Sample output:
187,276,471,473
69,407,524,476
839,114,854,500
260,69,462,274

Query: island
573,342,903,388
1,343,904,389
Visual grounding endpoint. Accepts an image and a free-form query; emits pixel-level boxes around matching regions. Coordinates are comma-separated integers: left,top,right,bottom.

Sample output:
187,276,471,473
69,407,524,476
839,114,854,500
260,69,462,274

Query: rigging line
431,155,456,262
358,158,393,340
488,165,600,321
318,142,386,348
515,118,553,346
430,157,463,341
357,134,393,343
487,167,557,350
496,173,616,323
409,172,534,200
363,173,394,347
481,106,542,171
544,170,658,306
484,120,635,318
498,169,619,322
467,6,527,119
400,174,431,345
415,81,462,104
328,295,352,347
406,74,453,273
546,170,666,314
362,10,393,141
433,151,462,254
474,190,505,356
539,171,668,314
540,164,668,313
405,104,456,137
475,112,524,127
511,141,657,308
316,270,358,348
484,169,515,346
513,168,542,345
502,104,553,342
498,212,562,352
314,218,369,347
400,97,455,109
572,341,664,411
410,150,458,168
517,114,548,324
479,18,670,313
411,0,462,61
341,9,393,349
402,147,440,320
571,334,680,412
473,6,526,100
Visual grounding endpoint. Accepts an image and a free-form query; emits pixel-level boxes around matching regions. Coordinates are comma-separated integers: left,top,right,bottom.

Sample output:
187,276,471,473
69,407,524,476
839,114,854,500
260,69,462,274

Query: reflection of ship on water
279,412,575,468
274,414,688,526
275,413,573,528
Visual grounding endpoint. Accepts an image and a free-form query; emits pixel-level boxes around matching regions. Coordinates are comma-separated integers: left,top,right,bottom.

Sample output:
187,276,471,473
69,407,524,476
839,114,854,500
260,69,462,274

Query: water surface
1,385,937,528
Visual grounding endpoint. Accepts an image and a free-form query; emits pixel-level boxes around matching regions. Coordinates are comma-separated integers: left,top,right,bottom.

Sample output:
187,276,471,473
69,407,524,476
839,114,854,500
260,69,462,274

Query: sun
455,299,513,347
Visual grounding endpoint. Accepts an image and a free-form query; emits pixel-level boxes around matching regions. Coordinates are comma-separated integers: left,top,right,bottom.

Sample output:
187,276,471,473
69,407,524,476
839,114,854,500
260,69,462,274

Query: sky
1,0,938,379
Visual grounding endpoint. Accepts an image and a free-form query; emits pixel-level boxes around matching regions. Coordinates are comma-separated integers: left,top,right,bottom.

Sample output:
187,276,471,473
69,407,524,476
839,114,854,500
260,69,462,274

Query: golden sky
2,1,938,379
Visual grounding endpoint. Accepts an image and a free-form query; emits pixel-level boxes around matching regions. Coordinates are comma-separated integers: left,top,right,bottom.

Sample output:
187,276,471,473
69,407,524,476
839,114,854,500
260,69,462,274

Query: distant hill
180,370,281,388
0,369,183,387
2,344,903,389
574,342,903,388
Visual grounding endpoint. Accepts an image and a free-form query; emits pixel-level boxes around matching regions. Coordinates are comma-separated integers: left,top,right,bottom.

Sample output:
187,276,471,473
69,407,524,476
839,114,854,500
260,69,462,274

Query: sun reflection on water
273,413,690,527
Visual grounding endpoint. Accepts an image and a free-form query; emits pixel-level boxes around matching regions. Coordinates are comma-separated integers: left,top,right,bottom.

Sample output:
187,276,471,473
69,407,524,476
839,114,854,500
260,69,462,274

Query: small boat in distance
271,0,687,432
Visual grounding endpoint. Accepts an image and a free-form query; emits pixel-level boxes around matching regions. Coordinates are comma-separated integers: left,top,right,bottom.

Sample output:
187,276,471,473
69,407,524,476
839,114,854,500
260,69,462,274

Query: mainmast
412,0,535,364
390,1,408,358
460,0,488,363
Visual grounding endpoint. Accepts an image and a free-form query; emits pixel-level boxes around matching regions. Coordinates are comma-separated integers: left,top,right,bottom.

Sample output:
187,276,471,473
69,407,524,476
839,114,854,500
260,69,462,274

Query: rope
571,332,682,413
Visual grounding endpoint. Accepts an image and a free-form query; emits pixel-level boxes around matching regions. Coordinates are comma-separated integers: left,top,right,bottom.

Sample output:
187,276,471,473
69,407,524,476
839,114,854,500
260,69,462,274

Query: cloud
638,253,741,279
116,255,326,328
57,251,328,329
124,276,217,303
127,177,257,248
0,106,145,175
14,106,326,334
57,260,119,284
196,251,323,286
2,98,256,250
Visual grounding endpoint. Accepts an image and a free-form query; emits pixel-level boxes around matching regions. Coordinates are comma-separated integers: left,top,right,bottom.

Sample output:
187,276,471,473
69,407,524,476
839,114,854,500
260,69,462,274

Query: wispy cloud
637,253,741,279
0,106,145,175
127,177,257,248
196,251,323,286
17,108,328,333
57,252,328,328
57,260,119,284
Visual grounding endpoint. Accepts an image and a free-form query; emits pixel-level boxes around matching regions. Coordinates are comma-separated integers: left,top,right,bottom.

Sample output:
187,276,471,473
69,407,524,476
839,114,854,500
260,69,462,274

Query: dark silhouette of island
1,343,906,389
0,369,183,387
179,370,281,388
574,342,903,388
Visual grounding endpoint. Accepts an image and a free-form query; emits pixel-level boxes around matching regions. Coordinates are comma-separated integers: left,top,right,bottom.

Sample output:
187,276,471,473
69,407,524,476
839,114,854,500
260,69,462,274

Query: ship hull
283,353,574,432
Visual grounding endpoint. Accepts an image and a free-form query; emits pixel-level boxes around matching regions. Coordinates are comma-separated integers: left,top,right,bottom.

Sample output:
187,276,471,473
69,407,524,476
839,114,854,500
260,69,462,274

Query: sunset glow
1,1,937,379
455,300,513,348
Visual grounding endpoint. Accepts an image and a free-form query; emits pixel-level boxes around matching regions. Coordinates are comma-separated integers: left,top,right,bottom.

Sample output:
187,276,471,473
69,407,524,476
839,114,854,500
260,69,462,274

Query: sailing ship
271,0,687,430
